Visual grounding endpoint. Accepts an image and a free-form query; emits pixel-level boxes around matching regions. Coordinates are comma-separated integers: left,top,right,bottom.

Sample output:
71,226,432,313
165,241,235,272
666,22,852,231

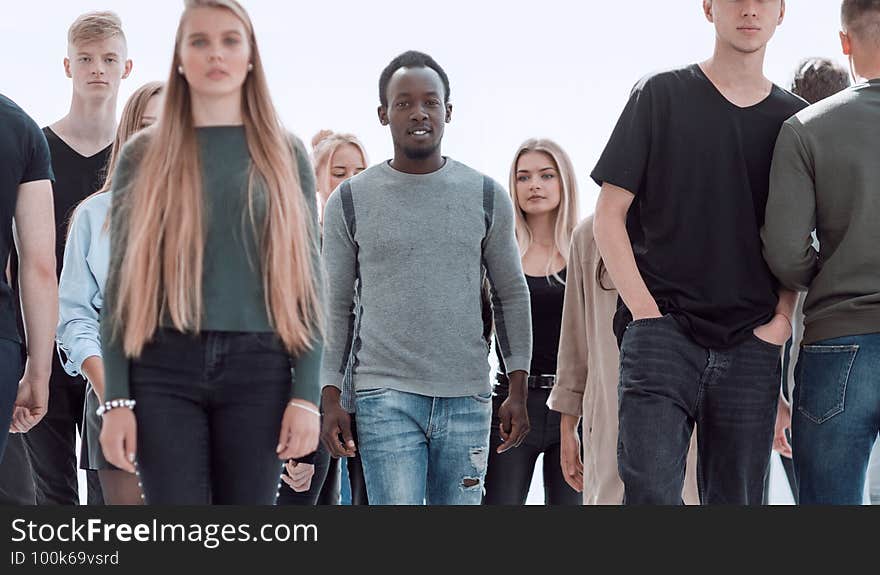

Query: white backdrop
0,1,847,216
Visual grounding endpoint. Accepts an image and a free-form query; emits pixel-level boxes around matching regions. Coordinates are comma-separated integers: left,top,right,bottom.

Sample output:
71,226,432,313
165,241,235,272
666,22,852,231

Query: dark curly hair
791,58,851,104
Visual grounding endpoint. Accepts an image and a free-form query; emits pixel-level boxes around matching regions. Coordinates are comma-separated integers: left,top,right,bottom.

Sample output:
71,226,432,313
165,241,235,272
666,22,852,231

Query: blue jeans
792,333,880,505
618,315,781,505
354,388,491,505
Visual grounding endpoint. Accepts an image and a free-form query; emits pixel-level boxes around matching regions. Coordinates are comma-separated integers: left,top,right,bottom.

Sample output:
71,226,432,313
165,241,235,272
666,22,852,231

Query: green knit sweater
100,126,323,405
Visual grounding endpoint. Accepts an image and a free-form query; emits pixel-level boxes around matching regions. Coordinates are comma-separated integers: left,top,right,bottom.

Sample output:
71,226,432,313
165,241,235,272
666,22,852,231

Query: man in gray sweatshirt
762,0,880,504
319,51,532,505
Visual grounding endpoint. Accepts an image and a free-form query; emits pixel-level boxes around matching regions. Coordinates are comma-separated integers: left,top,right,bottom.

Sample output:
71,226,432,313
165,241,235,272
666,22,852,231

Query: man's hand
10,363,49,433
320,387,356,458
773,394,793,459
631,306,663,322
753,313,792,347
497,371,530,453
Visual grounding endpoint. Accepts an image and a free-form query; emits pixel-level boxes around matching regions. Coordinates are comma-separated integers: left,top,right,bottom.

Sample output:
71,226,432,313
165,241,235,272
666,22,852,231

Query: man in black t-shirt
592,0,806,504
0,94,57,481
0,11,131,506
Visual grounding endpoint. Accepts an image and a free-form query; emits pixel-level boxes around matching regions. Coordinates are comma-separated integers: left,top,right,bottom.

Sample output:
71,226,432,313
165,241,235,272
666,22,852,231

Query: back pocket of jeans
795,344,859,424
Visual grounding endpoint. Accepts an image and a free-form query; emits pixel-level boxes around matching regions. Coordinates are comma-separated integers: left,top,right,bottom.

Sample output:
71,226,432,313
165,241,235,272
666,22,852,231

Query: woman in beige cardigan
548,216,699,504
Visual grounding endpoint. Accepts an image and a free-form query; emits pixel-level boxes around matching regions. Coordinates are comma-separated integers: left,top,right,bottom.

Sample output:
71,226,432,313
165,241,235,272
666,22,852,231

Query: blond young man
0,12,131,505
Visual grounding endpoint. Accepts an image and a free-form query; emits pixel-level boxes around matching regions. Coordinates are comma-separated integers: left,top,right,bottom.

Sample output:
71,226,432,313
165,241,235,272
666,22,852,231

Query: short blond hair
68,11,126,47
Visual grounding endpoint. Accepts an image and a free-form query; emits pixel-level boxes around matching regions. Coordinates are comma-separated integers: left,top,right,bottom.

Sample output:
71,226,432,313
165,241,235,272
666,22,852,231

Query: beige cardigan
548,216,699,505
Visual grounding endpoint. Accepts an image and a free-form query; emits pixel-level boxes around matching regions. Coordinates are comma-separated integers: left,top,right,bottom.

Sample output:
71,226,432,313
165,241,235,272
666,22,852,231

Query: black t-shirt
42,127,111,277
592,64,806,349
496,269,566,376
0,94,53,343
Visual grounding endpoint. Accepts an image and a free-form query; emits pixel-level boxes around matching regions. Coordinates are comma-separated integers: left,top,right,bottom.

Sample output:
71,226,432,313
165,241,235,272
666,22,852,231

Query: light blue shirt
57,192,111,377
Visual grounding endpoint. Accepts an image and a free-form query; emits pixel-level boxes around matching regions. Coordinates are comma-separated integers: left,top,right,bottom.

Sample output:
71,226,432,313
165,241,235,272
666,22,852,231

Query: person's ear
122,59,133,80
64,57,72,79
445,102,453,124
378,105,389,126
702,0,714,23
840,30,852,56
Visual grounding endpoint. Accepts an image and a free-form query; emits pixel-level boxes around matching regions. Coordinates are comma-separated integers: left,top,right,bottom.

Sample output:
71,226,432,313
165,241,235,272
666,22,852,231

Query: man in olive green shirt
761,0,880,504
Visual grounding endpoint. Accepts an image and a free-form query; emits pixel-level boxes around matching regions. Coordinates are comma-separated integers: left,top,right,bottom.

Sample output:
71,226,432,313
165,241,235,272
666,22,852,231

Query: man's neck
854,54,880,82
700,39,771,106
390,150,445,175
52,94,118,157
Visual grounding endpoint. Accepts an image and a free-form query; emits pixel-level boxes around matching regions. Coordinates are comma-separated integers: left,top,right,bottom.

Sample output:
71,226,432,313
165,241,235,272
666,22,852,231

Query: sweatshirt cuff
320,369,344,392
547,386,584,417
290,372,321,408
501,356,531,376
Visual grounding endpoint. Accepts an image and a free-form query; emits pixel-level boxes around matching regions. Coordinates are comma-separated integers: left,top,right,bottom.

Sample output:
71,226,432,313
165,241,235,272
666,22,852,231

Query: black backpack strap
481,175,494,248
339,180,356,240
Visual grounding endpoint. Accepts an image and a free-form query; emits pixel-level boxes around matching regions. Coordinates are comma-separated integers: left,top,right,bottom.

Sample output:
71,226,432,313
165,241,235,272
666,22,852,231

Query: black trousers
131,329,291,505
483,385,582,505
0,346,103,505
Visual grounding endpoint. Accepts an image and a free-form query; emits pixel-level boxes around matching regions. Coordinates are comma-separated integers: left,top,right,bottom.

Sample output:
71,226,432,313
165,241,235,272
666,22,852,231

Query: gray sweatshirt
762,79,880,344
320,159,532,398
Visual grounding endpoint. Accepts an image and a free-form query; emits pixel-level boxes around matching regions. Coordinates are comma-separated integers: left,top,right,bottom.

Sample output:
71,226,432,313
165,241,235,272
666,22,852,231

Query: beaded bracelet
96,399,136,417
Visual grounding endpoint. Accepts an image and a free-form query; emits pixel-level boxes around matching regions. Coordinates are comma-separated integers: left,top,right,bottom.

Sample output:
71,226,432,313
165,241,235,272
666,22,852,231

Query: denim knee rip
795,344,859,424
462,446,488,492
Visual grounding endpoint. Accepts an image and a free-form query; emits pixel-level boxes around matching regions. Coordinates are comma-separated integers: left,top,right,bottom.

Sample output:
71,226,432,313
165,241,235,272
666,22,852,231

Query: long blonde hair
114,0,320,357
507,138,579,279
99,82,164,197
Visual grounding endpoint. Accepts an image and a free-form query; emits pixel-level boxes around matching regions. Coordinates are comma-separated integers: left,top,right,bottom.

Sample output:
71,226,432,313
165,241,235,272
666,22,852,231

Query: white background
1,0,848,215
0,1,857,505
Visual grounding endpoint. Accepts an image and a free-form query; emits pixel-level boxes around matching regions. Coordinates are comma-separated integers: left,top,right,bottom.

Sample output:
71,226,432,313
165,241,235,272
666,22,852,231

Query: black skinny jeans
483,385,582,505
131,329,291,505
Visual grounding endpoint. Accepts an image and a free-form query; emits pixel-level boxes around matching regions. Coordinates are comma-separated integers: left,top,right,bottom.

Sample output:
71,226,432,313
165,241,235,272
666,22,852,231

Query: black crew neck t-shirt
42,127,112,278
496,269,566,377
0,94,53,343
592,64,806,349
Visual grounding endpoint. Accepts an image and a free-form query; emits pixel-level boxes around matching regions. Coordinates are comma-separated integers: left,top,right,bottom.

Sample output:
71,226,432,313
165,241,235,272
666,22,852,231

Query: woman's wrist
288,399,320,417
96,399,136,417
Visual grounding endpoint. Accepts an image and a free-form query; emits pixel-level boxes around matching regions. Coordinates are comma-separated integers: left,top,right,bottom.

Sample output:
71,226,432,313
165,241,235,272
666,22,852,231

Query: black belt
496,373,556,390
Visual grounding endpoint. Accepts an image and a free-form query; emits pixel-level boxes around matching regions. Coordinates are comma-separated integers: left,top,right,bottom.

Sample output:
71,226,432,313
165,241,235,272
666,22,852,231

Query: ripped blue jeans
354,388,491,505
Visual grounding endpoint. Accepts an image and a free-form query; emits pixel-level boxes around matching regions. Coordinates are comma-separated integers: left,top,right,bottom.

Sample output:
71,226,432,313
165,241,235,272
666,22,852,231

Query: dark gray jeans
618,315,780,505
